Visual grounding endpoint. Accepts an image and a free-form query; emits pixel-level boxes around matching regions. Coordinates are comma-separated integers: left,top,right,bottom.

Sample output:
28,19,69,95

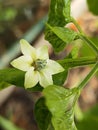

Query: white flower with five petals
11,39,64,88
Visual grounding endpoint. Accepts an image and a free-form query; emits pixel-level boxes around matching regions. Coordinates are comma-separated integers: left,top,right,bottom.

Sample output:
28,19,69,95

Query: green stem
71,17,98,54
78,61,98,91
58,57,97,68
79,34,98,54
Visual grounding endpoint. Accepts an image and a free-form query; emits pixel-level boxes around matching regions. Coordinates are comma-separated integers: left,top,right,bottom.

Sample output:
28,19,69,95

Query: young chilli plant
0,0,98,130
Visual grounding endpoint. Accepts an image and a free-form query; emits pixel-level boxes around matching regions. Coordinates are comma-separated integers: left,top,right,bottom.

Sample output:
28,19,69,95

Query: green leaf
80,40,96,57
86,105,98,116
76,105,98,130
87,0,98,15
0,68,43,91
47,0,71,27
0,81,10,90
45,25,78,52
43,85,79,130
45,0,74,52
67,46,79,59
0,116,23,130
53,70,68,86
27,84,43,92
34,97,52,130
0,68,25,87
76,117,98,130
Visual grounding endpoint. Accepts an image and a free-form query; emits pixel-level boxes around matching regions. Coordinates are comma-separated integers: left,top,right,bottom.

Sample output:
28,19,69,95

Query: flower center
33,59,47,71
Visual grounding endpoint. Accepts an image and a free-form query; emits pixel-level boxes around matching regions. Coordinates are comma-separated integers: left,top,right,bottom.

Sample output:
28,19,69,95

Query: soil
0,88,39,130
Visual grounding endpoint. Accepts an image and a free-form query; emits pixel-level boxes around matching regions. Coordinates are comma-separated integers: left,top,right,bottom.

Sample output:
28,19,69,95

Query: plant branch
71,17,98,54
58,57,97,68
78,61,98,91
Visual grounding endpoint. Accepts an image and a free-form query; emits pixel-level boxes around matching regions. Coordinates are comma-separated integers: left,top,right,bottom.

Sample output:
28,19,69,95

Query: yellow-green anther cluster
34,59,47,71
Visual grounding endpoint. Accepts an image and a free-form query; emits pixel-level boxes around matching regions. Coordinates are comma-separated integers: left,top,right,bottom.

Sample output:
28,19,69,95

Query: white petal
11,56,33,71
46,59,64,74
25,68,39,88
36,45,49,59
39,70,53,88
20,39,36,60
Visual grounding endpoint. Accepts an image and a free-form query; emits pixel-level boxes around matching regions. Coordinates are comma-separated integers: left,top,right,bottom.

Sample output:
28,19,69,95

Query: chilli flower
11,39,64,88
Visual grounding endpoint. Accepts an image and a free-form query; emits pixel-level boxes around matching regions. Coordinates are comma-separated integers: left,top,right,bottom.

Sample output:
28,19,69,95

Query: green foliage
76,105,98,130
1,0,98,130
0,116,23,130
0,68,43,91
80,39,97,57
53,69,68,86
45,24,78,52
70,46,79,59
0,68,25,87
43,85,79,130
45,0,75,53
0,81,10,90
0,6,17,21
87,0,98,15
34,97,52,130
47,0,71,26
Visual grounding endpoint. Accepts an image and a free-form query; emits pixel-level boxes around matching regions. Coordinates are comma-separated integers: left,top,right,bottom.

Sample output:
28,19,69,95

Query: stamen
33,59,47,71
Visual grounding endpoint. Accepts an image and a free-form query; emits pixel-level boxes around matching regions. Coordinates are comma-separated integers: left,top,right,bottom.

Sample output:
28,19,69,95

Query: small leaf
34,97,52,130
47,0,71,27
0,116,23,130
43,85,79,130
27,84,43,92
45,25,78,52
68,46,79,59
87,0,98,15
80,39,96,57
45,0,73,52
53,69,68,86
0,81,10,90
0,68,25,87
0,68,43,92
